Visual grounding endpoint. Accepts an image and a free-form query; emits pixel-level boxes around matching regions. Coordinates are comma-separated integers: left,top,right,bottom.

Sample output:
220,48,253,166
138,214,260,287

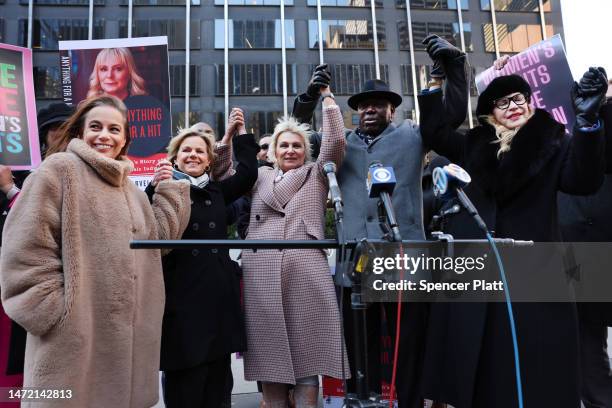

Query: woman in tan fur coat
0,96,191,408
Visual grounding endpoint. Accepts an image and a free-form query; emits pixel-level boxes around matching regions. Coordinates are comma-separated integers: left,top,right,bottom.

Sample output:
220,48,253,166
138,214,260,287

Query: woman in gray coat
241,88,349,407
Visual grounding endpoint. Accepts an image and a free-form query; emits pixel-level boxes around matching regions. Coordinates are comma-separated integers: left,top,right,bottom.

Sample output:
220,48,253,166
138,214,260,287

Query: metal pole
538,0,547,40
370,0,380,79
489,0,500,59
88,0,94,40
280,0,288,117
185,0,191,127
224,0,229,128
404,0,419,123
27,0,33,48
128,0,133,38
316,0,324,64
456,0,473,128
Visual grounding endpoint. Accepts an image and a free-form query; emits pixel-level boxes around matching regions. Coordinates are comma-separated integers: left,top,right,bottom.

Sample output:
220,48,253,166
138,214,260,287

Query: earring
205,165,211,173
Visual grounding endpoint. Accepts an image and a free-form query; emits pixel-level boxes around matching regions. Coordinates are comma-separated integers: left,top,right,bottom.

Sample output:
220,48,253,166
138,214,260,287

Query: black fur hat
476,74,532,117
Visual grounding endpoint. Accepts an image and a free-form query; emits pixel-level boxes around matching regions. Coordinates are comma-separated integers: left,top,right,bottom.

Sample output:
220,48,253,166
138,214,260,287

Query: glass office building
0,0,564,136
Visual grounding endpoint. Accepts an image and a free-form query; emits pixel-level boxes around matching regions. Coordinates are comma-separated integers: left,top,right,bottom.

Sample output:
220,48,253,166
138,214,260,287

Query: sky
560,0,612,79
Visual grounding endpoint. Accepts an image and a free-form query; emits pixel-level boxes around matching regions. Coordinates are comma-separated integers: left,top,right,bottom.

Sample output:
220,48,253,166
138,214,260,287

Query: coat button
192,249,200,257
204,199,212,206
192,223,199,231
587,218,594,226
255,215,261,221
211,249,218,254
209,221,216,229
280,213,285,218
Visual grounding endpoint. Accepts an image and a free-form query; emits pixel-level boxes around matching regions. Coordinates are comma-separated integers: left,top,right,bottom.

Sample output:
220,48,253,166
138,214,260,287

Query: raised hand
306,64,332,99
572,67,608,128
153,159,174,186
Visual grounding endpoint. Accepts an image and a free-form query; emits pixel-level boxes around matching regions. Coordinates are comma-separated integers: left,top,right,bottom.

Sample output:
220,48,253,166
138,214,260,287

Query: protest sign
0,43,41,170
475,35,575,133
59,37,171,188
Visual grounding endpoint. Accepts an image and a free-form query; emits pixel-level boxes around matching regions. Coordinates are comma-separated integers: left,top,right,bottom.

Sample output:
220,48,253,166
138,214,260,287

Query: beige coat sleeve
151,179,191,246
0,164,65,336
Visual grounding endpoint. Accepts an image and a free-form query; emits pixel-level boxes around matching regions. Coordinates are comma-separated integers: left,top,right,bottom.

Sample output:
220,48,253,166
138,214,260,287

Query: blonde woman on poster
87,47,148,101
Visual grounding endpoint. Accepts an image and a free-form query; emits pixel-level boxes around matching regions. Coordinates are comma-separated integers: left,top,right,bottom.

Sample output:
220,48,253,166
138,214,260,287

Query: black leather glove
423,34,464,76
572,67,608,128
306,64,331,99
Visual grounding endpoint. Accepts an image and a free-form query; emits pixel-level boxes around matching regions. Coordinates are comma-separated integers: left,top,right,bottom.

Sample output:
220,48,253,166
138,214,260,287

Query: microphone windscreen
429,154,451,170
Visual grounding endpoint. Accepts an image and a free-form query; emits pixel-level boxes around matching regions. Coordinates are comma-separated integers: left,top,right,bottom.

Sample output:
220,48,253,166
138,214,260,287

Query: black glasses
493,93,527,110
259,143,269,151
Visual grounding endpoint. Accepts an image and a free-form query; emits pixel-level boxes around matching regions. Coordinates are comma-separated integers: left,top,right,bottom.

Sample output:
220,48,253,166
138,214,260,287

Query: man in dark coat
418,67,608,407
291,35,468,408
558,84,612,408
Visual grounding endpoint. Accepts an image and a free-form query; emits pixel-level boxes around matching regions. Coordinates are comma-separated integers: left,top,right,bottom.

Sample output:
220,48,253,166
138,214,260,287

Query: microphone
323,162,343,218
367,161,397,198
367,161,401,242
432,163,488,233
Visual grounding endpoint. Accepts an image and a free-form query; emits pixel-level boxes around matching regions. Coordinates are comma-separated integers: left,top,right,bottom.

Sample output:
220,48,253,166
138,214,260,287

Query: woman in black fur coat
417,69,609,408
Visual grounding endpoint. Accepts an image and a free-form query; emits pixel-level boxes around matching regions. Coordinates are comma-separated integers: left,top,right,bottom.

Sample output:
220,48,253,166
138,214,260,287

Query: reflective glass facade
1,0,563,135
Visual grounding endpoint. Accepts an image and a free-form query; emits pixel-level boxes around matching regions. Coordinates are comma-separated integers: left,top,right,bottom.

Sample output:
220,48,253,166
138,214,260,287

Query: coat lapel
257,168,284,212
272,165,313,208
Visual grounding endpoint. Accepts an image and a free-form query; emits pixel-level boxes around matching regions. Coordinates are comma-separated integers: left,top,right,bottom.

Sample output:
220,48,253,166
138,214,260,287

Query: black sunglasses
259,143,269,150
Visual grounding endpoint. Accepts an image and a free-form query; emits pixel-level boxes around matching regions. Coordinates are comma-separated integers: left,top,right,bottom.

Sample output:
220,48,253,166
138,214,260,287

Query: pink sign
0,43,41,170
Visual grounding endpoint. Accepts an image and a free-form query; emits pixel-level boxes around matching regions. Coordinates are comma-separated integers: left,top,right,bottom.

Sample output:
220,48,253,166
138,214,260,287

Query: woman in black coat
147,108,258,408
418,69,609,408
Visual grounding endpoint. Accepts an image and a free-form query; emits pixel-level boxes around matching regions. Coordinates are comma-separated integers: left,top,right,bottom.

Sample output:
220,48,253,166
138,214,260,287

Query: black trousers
163,355,231,408
579,316,612,408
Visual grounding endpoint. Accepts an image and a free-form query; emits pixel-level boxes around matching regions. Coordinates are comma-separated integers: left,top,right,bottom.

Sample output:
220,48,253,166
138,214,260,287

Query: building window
483,23,553,53
306,0,382,8
120,0,200,4
19,19,105,50
172,111,202,133
215,0,293,5
120,20,201,50
480,0,550,12
309,20,386,49
33,66,62,99
214,20,295,49
310,64,388,95
216,64,296,95
20,0,104,4
400,21,471,51
216,111,282,137
170,65,200,97
401,64,438,95
396,0,467,9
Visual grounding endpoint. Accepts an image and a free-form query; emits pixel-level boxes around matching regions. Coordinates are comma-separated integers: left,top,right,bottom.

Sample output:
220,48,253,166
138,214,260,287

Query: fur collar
67,139,133,187
465,109,565,203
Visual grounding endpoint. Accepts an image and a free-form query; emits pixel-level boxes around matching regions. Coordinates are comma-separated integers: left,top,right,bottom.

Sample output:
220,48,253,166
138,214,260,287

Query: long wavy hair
45,95,131,159
87,47,147,99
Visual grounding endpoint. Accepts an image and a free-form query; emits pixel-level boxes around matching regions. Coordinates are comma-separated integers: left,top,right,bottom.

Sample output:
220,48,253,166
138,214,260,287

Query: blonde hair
87,48,147,99
166,128,216,171
480,108,534,158
267,116,312,166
